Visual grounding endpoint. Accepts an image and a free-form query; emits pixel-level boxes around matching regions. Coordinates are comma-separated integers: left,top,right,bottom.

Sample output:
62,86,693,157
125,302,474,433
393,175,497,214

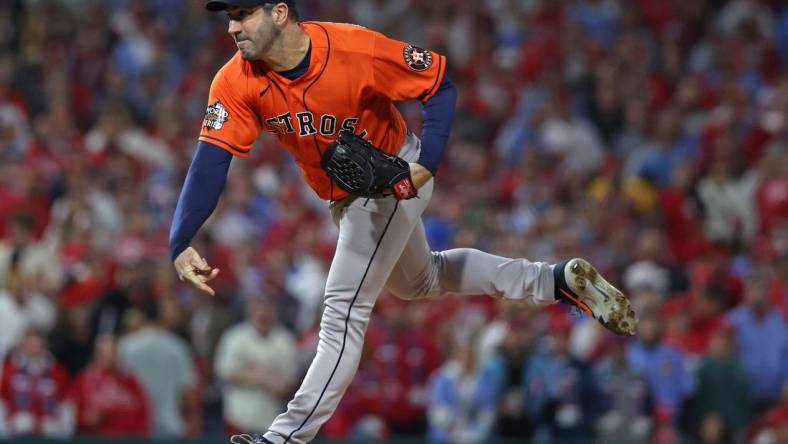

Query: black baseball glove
320,131,418,200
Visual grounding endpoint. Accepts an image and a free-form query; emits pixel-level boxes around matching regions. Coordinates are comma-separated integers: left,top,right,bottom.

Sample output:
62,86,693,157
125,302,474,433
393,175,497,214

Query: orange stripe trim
559,288,593,317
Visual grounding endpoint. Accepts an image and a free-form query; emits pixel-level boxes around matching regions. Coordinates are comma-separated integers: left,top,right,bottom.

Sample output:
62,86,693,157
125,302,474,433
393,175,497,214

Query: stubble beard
240,24,281,61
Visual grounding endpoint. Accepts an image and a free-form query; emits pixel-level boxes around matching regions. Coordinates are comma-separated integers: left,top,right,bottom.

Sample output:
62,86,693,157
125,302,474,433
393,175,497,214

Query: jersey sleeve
198,67,262,157
371,33,447,103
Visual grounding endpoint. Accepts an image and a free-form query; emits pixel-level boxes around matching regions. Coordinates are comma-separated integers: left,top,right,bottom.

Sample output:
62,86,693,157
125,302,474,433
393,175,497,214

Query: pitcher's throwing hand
173,246,220,296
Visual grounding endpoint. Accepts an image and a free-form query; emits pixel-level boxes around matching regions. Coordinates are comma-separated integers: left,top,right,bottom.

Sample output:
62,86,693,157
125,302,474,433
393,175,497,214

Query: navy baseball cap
206,0,295,11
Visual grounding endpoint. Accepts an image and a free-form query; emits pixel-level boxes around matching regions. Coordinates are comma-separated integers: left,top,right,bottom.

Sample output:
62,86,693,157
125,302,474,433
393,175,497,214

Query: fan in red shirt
69,333,150,437
661,263,729,356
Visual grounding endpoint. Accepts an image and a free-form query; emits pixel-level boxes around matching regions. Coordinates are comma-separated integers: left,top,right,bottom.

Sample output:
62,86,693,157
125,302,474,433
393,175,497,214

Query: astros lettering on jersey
198,21,447,201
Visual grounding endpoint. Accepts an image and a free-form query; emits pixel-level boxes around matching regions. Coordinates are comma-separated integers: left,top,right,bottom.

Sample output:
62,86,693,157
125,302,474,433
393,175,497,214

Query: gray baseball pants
264,133,556,444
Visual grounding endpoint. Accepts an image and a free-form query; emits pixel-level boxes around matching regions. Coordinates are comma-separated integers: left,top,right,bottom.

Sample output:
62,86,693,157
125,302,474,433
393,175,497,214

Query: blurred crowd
0,0,786,443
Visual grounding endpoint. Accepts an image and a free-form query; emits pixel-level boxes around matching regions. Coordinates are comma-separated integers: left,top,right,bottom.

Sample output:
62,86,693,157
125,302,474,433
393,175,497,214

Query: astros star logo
403,44,433,72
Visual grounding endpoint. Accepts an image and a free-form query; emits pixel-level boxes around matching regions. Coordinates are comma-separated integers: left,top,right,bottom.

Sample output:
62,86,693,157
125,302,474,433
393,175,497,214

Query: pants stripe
283,201,400,443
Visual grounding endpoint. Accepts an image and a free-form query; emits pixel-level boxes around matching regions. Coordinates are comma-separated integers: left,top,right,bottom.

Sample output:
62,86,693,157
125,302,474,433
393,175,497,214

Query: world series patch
203,101,229,130
403,45,433,72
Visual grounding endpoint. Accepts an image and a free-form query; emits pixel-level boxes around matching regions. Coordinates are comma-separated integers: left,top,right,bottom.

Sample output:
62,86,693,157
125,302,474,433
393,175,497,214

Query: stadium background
0,0,786,443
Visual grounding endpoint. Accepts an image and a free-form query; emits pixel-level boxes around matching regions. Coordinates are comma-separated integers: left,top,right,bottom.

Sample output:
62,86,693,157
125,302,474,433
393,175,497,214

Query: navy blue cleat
230,434,273,444
554,258,638,336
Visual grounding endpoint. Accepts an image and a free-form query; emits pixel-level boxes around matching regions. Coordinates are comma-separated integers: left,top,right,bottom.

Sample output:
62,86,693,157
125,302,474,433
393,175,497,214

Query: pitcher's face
227,6,280,60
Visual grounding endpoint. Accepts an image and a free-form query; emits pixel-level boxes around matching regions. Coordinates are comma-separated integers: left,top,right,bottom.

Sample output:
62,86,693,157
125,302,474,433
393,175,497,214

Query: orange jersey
198,21,447,201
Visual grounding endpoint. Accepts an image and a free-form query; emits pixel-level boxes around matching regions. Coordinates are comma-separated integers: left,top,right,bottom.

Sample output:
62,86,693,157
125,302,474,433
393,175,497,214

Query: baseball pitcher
168,1,638,443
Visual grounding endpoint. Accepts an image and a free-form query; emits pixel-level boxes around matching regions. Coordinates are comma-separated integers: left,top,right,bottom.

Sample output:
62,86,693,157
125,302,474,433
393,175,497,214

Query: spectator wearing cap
214,296,297,435
69,333,150,437
726,274,788,415
0,328,73,438
118,302,198,437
